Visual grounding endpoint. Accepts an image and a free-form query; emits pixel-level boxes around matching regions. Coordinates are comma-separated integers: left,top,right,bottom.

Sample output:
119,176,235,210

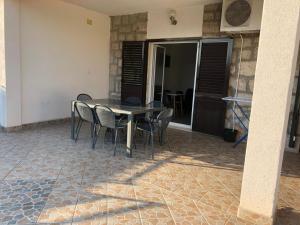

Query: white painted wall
20,0,110,124
0,0,6,127
0,0,22,128
5,0,22,127
147,5,204,39
147,0,221,39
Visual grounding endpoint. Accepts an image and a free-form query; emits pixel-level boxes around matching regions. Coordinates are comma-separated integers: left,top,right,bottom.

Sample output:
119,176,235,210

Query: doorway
146,38,232,134
149,42,199,129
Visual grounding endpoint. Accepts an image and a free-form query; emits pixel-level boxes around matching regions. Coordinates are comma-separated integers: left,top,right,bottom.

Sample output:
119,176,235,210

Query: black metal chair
146,100,164,119
74,101,100,147
77,93,92,101
94,105,127,155
134,108,173,159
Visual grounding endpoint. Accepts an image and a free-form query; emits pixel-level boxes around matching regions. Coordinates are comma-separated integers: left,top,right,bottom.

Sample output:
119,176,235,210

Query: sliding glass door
152,42,199,128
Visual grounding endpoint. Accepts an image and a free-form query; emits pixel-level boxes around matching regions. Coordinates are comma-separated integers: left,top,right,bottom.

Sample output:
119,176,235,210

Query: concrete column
0,0,22,128
238,0,300,224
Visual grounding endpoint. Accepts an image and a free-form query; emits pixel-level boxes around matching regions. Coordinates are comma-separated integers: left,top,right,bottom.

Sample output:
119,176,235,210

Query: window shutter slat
197,42,229,96
121,41,147,104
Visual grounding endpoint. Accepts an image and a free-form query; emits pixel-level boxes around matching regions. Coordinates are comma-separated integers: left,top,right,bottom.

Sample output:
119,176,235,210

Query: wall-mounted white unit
221,0,264,33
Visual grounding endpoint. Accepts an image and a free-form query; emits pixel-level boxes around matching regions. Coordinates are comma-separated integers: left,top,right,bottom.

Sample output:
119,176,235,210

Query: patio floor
0,122,299,225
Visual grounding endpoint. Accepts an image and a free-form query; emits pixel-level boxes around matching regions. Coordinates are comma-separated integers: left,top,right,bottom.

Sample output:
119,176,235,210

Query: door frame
147,40,200,130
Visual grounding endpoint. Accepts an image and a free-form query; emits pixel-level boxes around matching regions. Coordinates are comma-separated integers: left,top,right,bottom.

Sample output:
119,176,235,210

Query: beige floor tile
73,199,107,223
173,216,209,225
0,123,300,225
195,201,231,225
199,188,239,215
107,182,136,202
142,218,175,225
38,205,76,224
107,199,140,221
162,191,202,219
107,218,142,225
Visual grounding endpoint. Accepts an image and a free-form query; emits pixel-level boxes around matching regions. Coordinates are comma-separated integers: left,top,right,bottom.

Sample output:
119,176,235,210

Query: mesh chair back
145,101,164,120
77,93,92,101
75,101,94,123
147,100,164,108
95,105,116,129
157,108,173,131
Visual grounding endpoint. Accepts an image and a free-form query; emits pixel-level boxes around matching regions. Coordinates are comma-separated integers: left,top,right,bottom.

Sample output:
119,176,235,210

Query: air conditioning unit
220,0,264,33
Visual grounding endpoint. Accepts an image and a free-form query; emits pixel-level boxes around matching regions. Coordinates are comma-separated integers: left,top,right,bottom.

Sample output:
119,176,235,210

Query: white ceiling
63,0,221,16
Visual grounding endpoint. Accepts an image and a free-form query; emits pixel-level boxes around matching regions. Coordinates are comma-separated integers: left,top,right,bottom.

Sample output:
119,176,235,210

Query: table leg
71,104,75,140
173,96,176,117
126,114,133,158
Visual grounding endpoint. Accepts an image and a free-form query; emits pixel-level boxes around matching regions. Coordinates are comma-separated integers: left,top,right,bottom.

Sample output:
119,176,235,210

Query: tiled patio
0,122,299,225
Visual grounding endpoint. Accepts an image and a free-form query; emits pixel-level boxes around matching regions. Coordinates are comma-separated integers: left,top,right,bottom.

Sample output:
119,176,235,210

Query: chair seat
136,121,156,133
116,120,127,128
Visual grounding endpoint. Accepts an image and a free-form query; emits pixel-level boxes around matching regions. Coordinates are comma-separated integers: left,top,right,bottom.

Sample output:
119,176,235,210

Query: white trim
169,122,192,131
190,42,200,128
151,41,200,45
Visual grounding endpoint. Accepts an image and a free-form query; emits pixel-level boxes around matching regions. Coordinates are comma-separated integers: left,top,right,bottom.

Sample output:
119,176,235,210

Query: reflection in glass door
153,46,166,104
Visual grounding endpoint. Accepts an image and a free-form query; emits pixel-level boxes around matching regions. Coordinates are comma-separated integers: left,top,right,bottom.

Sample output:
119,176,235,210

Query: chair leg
151,132,154,160
92,123,98,149
143,132,148,148
90,123,94,138
113,129,118,156
102,127,108,149
75,119,83,142
133,127,137,150
165,130,171,151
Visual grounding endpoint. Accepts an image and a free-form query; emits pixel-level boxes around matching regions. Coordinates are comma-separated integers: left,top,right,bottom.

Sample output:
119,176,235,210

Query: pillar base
238,206,275,225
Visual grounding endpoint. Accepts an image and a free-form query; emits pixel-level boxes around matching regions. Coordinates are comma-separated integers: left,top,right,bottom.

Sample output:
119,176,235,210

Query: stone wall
225,33,259,129
109,13,147,99
202,3,224,37
203,3,259,130
203,3,300,147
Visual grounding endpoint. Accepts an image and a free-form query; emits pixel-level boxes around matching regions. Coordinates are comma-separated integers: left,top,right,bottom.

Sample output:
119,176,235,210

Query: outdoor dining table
70,99,162,157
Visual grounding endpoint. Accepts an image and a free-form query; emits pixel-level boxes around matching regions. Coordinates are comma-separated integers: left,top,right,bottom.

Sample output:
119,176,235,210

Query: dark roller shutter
197,42,230,95
193,39,233,136
121,41,148,105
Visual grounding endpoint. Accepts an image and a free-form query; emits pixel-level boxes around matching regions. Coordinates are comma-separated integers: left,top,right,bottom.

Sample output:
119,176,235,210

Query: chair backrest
77,93,92,101
124,97,142,106
157,108,173,131
144,101,164,121
74,101,94,123
147,100,164,108
94,105,116,129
